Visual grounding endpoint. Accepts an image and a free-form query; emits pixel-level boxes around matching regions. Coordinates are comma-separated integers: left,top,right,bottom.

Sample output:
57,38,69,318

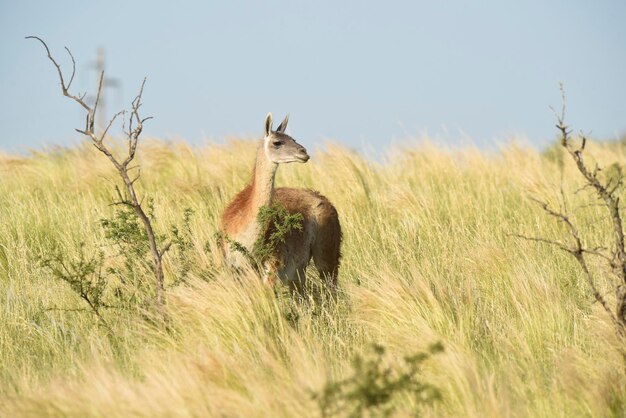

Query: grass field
0,137,624,417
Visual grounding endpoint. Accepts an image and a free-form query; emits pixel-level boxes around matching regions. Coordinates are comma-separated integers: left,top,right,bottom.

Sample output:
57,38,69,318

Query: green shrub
313,343,443,418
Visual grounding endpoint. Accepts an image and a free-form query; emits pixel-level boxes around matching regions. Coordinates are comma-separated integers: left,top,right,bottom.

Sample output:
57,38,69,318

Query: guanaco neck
250,142,278,213
231,142,278,248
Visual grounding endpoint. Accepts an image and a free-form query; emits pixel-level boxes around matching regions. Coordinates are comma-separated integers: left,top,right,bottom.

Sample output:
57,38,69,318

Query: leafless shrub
27,36,169,313
516,84,626,343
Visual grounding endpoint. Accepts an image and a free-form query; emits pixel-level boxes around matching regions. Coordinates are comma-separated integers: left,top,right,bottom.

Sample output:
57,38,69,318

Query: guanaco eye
272,140,283,147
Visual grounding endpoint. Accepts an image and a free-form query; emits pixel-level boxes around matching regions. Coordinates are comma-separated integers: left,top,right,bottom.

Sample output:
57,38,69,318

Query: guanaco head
263,113,309,164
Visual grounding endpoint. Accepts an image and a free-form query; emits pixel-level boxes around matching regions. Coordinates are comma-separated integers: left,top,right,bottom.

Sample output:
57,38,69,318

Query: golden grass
0,137,624,417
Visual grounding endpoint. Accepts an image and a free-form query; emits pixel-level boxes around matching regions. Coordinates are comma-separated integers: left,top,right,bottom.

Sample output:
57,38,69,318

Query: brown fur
221,182,255,238
271,187,342,288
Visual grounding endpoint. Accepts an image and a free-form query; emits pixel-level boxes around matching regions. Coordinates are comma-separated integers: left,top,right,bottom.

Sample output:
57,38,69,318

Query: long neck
230,143,277,248
250,142,278,213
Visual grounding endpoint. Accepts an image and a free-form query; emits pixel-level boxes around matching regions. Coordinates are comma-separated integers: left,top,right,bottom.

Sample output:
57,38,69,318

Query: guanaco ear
276,114,289,133
264,113,273,137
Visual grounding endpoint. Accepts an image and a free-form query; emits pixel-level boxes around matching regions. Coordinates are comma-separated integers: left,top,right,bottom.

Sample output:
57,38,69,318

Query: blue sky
1,1,624,154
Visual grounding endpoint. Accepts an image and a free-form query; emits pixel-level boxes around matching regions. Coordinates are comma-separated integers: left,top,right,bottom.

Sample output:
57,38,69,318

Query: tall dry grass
0,137,624,417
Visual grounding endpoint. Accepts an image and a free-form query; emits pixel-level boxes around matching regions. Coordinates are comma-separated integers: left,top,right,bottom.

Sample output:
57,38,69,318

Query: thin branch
510,233,570,253
573,202,605,211
159,241,172,258
63,46,76,90
582,247,615,265
130,169,141,185
41,306,90,314
109,201,134,208
92,71,105,133
26,36,90,112
99,110,126,142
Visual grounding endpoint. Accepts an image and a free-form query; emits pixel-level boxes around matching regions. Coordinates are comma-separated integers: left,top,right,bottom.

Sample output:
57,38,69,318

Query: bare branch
130,169,141,185
26,36,66,90
159,241,172,258
40,306,90,314
26,36,90,112
63,46,76,90
92,71,105,133
510,233,571,253
99,110,126,142
109,201,134,208
114,185,127,204
583,247,614,264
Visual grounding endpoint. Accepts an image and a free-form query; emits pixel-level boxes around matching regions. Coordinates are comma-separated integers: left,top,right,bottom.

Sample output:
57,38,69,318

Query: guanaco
221,113,341,292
